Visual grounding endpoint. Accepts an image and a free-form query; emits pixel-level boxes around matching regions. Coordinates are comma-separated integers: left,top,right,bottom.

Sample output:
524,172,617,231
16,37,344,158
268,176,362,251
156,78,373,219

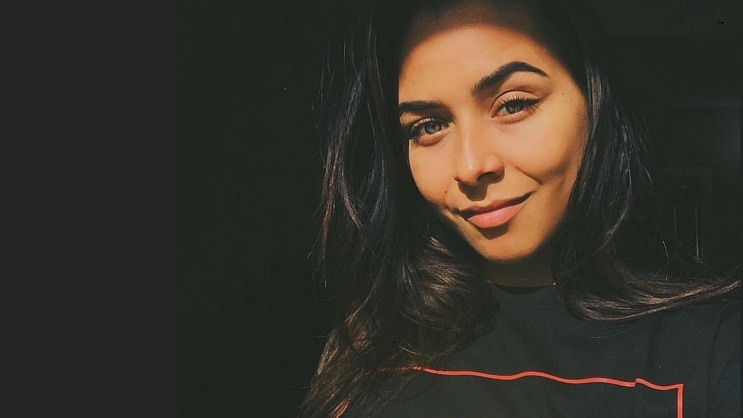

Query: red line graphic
338,367,684,417
412,367,684,418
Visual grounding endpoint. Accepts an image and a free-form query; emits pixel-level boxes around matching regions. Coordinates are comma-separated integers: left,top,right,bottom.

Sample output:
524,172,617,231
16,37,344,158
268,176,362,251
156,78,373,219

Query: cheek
509,136,579,183
513,107,586,182
409,151,451,204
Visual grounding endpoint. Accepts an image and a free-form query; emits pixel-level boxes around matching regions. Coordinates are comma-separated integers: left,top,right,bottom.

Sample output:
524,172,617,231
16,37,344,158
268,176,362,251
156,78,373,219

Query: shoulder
649,299,740,338
675,299,741,417
635,299,740,355
641,299,740,412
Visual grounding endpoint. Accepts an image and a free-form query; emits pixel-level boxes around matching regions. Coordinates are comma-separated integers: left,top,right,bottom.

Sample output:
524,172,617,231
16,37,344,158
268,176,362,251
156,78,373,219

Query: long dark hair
301,0,740,416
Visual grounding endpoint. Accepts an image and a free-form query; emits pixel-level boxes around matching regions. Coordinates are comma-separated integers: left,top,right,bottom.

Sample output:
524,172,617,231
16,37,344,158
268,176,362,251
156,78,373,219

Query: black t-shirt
341,285,740,417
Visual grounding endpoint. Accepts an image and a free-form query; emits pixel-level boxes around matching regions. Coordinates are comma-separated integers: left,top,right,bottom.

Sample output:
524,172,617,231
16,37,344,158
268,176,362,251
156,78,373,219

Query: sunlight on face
398,1,588,271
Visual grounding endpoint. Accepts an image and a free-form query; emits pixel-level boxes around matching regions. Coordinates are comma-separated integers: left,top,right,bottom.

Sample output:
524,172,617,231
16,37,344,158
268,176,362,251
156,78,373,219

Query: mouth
460,193,531,229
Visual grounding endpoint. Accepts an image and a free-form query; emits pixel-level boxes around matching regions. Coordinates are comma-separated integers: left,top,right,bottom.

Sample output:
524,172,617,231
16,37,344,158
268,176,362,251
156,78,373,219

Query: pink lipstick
461,194,530,229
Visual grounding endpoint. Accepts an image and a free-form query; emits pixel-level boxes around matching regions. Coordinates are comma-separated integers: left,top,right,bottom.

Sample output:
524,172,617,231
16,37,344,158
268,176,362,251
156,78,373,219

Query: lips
460,193,530,229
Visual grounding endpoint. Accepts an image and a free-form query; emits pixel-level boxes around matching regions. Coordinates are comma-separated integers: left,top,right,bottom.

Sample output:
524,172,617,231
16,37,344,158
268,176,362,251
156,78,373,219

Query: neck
482,249,555,288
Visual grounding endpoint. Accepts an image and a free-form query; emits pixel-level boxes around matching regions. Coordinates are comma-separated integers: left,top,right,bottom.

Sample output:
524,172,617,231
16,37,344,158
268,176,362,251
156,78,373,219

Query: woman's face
398,1,588,266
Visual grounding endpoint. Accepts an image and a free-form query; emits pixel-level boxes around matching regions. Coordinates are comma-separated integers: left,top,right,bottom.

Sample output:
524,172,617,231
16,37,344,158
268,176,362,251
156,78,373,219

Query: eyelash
407,117,447,142
494,95,540,120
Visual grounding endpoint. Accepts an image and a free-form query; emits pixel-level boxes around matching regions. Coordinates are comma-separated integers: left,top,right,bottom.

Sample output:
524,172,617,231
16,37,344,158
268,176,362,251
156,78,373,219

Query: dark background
178,0,741,416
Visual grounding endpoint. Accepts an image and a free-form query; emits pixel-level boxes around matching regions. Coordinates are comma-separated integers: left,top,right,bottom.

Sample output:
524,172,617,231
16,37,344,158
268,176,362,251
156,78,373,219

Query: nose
453,123,504,187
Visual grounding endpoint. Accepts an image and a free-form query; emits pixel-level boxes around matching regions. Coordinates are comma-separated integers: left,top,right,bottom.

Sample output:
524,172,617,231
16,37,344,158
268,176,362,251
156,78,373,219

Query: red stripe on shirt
412,366,684,418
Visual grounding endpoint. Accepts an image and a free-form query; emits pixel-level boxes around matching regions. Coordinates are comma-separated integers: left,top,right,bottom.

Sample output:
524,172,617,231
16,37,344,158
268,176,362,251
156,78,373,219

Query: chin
472,244,541,265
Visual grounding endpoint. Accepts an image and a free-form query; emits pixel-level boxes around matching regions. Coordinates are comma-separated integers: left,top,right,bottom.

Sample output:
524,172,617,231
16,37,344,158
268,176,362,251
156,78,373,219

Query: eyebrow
398,100,446,115
398,61,548,116
472,61,548,95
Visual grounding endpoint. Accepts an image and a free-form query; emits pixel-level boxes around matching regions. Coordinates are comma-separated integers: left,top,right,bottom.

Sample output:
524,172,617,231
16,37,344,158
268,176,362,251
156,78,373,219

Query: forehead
400,0,540,59
398,1,561,98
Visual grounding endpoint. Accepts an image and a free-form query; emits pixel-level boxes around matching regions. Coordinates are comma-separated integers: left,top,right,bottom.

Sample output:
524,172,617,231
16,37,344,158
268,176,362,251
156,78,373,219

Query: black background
178,0,741,416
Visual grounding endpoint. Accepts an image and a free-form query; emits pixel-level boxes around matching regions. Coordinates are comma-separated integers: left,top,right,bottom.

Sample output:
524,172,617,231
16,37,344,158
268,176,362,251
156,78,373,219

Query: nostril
457,171,502,201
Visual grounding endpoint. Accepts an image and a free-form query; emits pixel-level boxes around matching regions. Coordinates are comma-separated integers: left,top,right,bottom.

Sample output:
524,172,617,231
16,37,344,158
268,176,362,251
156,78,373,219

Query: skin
398,1,588,287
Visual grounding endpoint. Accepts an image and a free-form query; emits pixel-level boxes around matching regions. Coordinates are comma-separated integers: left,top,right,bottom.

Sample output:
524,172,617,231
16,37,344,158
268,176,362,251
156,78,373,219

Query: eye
494,96,540,120
418,120,444,135
503,100,527,114
406,117,448,145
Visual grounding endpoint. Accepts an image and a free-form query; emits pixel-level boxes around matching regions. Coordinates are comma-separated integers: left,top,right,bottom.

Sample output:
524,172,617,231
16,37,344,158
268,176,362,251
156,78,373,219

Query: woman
301,0,740,416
